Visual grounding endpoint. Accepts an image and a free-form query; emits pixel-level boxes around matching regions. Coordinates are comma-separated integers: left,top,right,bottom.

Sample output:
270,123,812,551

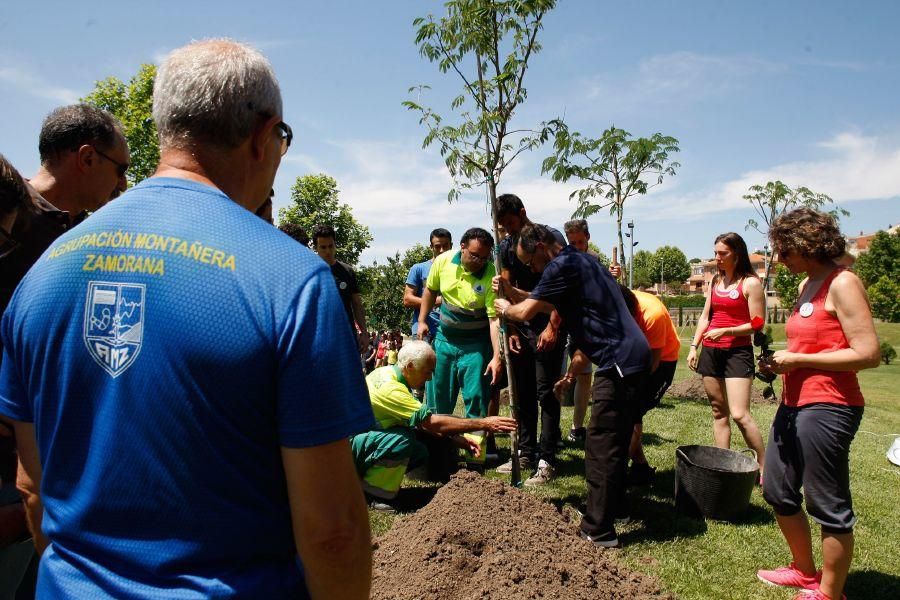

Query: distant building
845,224,898,259
683,253,769,296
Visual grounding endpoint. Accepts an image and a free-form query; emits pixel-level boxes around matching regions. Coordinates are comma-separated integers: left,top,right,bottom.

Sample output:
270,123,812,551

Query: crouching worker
352,341,517,511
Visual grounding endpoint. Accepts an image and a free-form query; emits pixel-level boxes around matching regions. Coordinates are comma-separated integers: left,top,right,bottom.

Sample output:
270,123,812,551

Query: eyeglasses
274,121,293,156
94,148,129,177
464,248,490,264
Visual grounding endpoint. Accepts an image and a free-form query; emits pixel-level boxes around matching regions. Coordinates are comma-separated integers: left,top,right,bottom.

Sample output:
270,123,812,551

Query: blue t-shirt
405,259,439,335
529,245,650,376
0,178,375,598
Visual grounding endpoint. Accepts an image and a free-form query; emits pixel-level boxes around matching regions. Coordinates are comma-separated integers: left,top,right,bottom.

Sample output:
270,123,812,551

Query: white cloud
584,51,786,108
0,65,80,104
631,131,900,222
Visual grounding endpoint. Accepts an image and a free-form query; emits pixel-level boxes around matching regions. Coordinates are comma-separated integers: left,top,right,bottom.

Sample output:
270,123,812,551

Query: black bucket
675,445,759,521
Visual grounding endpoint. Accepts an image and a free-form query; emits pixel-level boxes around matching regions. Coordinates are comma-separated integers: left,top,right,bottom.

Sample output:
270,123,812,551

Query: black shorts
696,345,754,379
762,403,863,533
634,360,677,424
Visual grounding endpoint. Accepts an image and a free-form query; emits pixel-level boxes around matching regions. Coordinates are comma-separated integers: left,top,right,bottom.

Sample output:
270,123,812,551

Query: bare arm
402,285,423,309
690,288,713,348
350,293,367,337
498,269,530,303
496,298,554,323
417,287,438,339
14,422,47,554
420,414,518,436
281,439,371,600
771,271,880,372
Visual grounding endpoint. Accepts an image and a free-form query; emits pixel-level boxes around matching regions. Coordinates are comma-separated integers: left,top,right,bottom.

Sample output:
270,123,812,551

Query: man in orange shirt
619,285,681,485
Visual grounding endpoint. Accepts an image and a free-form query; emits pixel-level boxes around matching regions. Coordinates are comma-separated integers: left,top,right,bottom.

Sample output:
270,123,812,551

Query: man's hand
484,356,503,385
609,264,622,280
536,324,558,352
553,376,575,403
452,435,481,457
491,275,512,297
494,298,511,318
480,416,518,434
507,333,522,354
417,321,429,341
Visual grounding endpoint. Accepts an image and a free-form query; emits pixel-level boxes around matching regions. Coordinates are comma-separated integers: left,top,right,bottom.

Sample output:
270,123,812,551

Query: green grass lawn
371,324,900,599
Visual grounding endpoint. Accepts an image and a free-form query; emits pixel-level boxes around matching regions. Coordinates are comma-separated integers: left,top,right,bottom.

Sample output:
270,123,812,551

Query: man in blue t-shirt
0,40,374,599
494,224,650,551
403,228,453,342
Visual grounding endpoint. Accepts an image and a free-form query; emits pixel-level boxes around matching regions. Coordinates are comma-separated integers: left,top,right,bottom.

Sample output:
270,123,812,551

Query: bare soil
371,471,671,599
668,374,777,404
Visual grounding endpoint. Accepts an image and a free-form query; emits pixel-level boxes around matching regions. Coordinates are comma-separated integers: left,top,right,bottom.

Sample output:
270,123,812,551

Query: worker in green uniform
351,340,517,508
417,227,503,419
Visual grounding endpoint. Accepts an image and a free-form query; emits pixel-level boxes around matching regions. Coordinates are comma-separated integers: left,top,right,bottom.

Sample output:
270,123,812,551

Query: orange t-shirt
634,290,681,362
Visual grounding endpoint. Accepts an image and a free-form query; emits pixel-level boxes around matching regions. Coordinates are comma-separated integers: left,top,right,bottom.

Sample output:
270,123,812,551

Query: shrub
881,342,897,365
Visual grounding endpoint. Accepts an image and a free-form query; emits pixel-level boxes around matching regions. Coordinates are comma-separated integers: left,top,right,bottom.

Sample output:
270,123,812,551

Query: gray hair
153,39,282,151
564,219,589,236
397,340,436,371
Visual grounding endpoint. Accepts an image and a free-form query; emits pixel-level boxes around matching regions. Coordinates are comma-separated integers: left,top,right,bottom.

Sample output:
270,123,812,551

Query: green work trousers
350,427,428,499
426,332,491,418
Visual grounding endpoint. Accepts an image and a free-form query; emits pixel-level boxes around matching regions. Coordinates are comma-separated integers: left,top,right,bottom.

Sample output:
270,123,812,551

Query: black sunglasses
94,147,129,177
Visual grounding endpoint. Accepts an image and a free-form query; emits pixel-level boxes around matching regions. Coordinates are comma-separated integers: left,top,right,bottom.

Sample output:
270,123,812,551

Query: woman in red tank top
755,209,880,600
687,232,766,469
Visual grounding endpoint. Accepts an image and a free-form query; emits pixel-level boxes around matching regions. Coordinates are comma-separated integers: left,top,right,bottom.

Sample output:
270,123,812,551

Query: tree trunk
616,201,625,285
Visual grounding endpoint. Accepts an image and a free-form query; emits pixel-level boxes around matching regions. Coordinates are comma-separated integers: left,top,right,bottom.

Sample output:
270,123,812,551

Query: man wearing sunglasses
0,40,373,599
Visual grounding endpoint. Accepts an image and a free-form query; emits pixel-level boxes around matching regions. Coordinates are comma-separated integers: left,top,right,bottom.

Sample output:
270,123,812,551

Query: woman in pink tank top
687,232,766,469
755,209,880,600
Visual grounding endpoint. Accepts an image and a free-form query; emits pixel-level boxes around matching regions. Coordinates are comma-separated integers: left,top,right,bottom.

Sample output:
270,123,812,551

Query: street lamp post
627,220,635,288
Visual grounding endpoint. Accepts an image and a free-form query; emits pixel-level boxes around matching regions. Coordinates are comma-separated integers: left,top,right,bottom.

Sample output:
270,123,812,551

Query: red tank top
703,278,752,348
782,268,864,408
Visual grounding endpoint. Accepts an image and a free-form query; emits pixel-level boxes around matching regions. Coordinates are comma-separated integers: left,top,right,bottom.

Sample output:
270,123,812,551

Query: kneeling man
352,341,516,506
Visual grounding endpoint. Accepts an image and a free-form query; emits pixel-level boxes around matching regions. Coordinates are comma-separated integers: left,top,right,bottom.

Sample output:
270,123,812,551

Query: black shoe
628,462,656,486
567,427,586,443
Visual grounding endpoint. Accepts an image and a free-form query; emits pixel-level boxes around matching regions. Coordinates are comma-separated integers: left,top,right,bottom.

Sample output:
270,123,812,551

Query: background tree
867,276,900,323
652,245,690,291
359,244,433,331
689,257,702,264
853,230,899,287
880,342,897,365
743,180,847,292
630,249,656,289
279,173,372,265
771,263,803,308
83,64,158,185
405,0,558,483
542,125,680,267
587,242,610,267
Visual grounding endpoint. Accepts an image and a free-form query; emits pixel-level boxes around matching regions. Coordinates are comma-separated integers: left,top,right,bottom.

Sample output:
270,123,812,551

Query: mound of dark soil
668,374,777,404
372,471,671,599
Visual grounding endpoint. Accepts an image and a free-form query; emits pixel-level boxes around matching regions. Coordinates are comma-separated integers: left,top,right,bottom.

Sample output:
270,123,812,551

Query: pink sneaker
757,562,820,591
793,590,846,600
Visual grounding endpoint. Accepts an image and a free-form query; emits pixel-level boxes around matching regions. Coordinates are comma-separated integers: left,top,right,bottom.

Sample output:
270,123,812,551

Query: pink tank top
704,278,752,348
782,268,864,408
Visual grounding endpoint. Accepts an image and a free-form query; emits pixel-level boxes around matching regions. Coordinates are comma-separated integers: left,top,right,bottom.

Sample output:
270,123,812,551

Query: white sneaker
524,459,555,486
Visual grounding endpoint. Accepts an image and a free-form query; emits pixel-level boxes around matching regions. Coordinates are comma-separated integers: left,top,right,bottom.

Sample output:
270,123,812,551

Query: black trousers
511,332,565,464
580,369,643,539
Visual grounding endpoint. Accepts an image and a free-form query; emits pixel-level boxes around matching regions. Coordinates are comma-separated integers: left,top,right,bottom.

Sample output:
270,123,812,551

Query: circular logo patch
473,283,485,294
339,281,348,290
799,302,814,318
728,289,739,300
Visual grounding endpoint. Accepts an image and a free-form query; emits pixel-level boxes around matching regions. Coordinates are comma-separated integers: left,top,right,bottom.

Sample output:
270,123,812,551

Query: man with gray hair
351,340,516,510
0,40,374,598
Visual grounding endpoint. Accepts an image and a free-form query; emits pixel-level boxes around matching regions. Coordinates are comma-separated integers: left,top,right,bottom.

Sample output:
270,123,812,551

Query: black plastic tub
675,445,759,521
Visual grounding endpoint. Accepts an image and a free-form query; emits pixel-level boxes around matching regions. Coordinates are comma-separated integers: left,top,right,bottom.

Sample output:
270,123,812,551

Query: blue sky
2,0,898,264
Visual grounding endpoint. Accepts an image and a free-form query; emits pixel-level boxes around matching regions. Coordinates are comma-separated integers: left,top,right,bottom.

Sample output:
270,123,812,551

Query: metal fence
668,306,792,328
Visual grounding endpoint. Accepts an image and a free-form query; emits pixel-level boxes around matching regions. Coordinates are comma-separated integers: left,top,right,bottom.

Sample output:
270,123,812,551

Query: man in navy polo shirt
0,40,374,598
494,224,650,549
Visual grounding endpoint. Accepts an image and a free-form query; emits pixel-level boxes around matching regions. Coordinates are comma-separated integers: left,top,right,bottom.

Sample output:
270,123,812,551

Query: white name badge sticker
799,302,814,318
728,289,739,300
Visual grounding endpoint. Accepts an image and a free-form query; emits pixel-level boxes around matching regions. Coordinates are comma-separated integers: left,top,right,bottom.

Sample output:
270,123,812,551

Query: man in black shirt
493,194,567,486
495,224,650,549
312,224,369,353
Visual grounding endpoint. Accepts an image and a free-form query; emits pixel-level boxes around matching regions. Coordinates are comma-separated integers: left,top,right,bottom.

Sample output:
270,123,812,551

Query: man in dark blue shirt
495,224,650,549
